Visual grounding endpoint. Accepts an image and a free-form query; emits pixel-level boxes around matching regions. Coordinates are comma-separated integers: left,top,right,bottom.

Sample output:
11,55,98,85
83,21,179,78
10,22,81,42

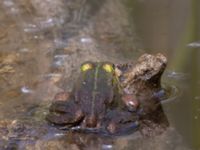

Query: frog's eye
81,63,93,72
102,63,114,73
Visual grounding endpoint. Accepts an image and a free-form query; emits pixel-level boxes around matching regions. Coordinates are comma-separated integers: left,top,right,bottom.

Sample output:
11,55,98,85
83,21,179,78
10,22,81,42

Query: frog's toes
46,113,72,125
106,120,139,135
49,101,69,113
53,92,70,102
105,110,139,135
47,100,84,126
46,111,84,126
49,100,78,113
106,122,117,134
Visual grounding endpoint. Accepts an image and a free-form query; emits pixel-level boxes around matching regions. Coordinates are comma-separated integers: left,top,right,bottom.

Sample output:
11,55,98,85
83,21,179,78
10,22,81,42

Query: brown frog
46,61,139,134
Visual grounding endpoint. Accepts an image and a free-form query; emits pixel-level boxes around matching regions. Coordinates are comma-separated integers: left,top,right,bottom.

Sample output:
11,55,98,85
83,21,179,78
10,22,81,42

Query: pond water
0,0,199,150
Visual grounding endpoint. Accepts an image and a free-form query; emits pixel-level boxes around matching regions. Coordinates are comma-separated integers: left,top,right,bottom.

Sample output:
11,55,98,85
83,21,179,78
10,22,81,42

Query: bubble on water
54,60,63,66
54,38,68,48
40,18,55,28
23,24,38,33
34,35,38,39
21,86,33,94
71,126,81,130
80,37,92,43
102,144,113,150
3,0,14,7
54,133,64,137
46,18,53,24
39,18,64,29
54,55,69,59
194,96,200,100
52,54,69,67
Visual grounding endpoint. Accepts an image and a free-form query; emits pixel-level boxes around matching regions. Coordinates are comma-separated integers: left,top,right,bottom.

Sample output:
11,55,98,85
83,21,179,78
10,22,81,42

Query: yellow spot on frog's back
102,63,114,73
81,63,93,72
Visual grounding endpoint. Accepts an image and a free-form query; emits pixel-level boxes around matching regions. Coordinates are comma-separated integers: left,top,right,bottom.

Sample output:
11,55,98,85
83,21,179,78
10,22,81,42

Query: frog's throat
91,63,100,116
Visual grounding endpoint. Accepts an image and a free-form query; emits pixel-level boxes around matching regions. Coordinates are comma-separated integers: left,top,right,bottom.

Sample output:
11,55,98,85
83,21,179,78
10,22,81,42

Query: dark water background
0,0,199,149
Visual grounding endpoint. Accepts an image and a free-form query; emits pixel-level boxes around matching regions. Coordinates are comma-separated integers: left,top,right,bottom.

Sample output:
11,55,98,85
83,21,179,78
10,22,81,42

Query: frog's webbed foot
46,101,84,126
105,110,139,135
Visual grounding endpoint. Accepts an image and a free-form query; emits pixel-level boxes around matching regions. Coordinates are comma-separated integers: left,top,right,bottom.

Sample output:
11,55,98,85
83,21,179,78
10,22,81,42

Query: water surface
0,0,199,149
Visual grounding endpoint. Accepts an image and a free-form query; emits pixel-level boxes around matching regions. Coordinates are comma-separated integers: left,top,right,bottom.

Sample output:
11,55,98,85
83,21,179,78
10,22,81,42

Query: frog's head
80,61,115,77
79,61,118,90
74,61,120,120
80,61,114,73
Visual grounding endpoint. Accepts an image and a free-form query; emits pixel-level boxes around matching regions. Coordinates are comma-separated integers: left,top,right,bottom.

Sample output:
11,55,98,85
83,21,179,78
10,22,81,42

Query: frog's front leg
46,100,84,126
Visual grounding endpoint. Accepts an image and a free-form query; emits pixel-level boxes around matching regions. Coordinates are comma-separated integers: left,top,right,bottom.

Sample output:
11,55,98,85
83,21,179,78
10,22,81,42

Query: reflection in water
165,71,190,81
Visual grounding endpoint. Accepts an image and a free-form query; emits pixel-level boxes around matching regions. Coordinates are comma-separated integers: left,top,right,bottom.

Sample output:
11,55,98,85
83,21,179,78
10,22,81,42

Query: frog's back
73,62,116,116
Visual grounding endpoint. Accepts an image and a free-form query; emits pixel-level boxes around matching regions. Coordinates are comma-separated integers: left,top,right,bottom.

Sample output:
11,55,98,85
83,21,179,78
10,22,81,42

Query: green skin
46,62,139,134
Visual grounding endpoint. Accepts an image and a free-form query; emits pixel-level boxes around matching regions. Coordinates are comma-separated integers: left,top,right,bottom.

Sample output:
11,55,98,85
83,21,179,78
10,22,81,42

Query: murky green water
0,0,199,149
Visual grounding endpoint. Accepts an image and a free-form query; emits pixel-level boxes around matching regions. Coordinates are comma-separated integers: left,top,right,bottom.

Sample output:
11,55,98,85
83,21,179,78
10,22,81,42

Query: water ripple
166,71,189,80
187,41,200,48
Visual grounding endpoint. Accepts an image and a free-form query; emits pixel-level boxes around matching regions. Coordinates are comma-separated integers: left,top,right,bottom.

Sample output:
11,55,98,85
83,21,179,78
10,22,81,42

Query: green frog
46,61,139,134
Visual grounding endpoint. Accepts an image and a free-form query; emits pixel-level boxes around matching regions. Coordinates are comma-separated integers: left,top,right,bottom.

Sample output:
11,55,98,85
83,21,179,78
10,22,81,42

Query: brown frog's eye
81,63,93,72
102,63,114,73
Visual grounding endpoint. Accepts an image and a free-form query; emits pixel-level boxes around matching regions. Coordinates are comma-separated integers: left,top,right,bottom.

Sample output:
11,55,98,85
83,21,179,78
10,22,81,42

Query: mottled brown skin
47,54,168,135
116,53,169,136
117,53,168,115
46,62,139,134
